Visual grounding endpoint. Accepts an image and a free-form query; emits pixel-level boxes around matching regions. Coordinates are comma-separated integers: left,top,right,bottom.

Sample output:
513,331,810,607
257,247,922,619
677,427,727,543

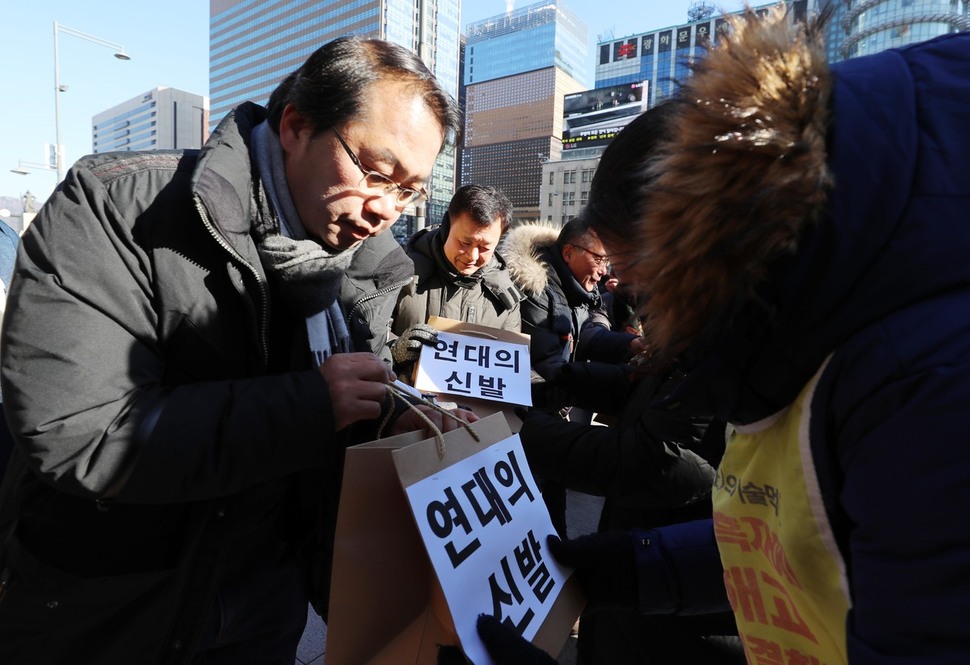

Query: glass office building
595,1,809,105
461,0,588,222
93,87,209,153
208,0,461,232
464,0,588,85
595,0,966,101
834,0,969,60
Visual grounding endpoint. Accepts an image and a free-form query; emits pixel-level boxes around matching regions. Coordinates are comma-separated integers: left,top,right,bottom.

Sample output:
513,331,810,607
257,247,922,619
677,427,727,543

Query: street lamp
10,159,56,176
53,21,131,182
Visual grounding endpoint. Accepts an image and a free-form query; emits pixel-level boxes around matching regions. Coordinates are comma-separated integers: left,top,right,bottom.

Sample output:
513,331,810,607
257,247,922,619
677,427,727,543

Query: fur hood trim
501,222,561,297
632,6,832,361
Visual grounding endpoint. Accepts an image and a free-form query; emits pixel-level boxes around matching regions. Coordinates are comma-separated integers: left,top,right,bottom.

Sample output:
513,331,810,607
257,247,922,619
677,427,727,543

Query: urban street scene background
1,2,967,664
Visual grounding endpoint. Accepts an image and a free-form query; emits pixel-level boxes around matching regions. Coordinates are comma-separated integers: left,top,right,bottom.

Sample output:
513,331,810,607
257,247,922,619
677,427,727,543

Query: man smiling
503,217,618,381
390,184,523,376
0,37,461,664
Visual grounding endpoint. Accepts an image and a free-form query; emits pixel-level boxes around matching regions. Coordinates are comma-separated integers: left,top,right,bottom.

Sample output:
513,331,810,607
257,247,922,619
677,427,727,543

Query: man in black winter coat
502,217,639,382
0,37,467,665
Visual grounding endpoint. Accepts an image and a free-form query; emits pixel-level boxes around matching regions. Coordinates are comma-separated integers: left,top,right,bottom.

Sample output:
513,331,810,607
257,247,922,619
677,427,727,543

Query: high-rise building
595,1,812,105
93,87,209,153
827,0,969,62
539,0,966,228
208,0,461,234
594,0,966,95
461,0,589,223
539,1,811,226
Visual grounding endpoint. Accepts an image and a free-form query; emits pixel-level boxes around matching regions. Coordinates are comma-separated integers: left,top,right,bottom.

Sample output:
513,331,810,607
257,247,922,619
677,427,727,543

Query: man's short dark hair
444,184,513,236
556,215,596,251
266,37,461,144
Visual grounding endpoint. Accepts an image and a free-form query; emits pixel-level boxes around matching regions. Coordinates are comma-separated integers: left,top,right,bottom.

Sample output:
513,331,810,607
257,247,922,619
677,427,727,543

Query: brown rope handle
376,382,480,459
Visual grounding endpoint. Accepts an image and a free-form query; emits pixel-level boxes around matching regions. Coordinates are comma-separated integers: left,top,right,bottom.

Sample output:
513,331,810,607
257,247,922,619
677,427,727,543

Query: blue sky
1,0,740,205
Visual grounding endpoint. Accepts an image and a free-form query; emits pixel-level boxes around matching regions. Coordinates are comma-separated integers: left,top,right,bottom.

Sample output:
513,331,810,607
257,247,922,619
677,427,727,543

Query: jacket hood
634,10,970,422
501,222,561,297
631,7,832,365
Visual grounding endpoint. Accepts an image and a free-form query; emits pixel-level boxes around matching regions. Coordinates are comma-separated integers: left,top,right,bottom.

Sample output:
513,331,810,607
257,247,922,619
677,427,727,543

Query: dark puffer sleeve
0,163,335,503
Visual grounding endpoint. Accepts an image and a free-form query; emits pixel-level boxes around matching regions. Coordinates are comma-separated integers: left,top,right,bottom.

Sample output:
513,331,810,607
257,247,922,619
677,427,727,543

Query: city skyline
1,0,742,206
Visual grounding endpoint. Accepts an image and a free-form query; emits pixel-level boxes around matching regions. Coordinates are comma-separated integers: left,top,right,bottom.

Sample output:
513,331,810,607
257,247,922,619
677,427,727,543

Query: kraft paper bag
326,412,584,665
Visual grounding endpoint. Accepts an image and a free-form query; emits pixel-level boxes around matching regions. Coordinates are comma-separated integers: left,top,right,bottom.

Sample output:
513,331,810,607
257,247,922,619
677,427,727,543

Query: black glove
514,406,549,425
548,532,638,613
435,615,559,665
391,323,439,369
437,645,469,665
529,380,573,412
476,614,559,664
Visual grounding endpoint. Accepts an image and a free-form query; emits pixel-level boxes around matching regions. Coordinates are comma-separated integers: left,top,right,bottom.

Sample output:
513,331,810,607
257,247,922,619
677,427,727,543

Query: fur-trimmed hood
500,222,561,297
630,6,832,363
628,9,970,423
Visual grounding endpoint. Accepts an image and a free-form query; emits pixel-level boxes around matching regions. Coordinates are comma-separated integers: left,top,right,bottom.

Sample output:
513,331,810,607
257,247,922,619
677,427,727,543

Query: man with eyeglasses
503,217,643,536
504,217,640,384
0,37,464,664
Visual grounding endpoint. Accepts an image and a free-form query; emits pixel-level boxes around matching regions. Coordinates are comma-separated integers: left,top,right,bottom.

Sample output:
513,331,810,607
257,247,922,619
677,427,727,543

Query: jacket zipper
194,197,270,364
346,277,412,330
0,567,9,605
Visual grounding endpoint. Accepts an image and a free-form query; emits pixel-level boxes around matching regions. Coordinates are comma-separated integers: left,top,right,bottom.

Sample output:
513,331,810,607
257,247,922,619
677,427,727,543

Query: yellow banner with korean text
714,367,850,665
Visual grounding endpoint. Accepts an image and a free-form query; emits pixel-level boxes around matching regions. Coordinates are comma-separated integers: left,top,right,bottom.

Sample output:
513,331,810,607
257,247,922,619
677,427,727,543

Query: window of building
600,44,611,65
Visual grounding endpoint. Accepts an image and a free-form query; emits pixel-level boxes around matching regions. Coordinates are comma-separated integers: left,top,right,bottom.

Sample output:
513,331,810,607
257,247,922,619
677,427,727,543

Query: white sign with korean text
402,433,569,665
414,331,532,406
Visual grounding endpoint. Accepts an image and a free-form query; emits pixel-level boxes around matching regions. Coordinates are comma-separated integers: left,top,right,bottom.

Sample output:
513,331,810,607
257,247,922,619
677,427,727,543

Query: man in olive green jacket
390,185,523,376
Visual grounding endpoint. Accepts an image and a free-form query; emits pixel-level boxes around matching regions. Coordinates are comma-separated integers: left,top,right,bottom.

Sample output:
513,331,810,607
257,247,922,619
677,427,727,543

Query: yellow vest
714,361,851,665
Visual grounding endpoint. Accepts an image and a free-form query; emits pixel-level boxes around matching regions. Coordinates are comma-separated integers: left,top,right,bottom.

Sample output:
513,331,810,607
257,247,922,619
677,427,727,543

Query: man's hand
476,614,558,664
391,323,439,368
391,405,479,437
548,532,638,613
629,336,648,356
529,381,572,412
318,352,395,431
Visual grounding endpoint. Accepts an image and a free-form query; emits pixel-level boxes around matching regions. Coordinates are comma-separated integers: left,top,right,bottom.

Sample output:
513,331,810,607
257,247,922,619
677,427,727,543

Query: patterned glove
391,323,439,369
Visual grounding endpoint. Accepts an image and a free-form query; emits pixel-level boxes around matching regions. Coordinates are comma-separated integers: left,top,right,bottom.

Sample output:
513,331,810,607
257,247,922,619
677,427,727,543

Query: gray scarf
250,120,358,365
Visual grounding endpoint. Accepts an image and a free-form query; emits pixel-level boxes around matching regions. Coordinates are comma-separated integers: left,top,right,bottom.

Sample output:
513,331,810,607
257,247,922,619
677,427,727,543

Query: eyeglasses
331,127,428,207
567,243,610,267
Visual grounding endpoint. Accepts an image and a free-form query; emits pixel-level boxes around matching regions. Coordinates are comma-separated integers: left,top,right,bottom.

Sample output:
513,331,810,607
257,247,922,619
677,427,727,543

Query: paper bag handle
377,382,481,459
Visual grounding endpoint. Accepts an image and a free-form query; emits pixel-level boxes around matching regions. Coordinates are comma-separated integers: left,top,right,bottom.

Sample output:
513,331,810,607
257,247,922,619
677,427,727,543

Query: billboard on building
561,81,648,151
